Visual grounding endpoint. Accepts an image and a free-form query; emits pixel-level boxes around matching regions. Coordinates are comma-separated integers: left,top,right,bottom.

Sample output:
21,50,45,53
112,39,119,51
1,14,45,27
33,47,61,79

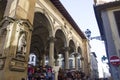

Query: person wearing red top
28,64,34,80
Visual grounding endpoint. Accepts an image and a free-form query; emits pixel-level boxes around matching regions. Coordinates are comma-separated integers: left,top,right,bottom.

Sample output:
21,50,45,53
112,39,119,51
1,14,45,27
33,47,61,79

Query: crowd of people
28,64,54,80
58,68,89,80
27,64,89,80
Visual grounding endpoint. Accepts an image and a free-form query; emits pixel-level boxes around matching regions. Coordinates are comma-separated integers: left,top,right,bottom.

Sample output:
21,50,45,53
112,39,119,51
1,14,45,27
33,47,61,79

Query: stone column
74,53,78,70
42,54,46,66
54,53,59,66
64,47,69,69
49,36,55,67
80,56,84,70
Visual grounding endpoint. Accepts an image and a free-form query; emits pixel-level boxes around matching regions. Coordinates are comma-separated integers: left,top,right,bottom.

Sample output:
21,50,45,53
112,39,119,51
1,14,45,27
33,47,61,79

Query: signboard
110,56,120,66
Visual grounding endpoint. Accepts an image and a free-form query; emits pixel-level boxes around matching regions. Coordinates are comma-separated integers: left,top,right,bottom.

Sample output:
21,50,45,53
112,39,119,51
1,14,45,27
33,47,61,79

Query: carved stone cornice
0,16,14,27
0,16,33,31
16,19,33,31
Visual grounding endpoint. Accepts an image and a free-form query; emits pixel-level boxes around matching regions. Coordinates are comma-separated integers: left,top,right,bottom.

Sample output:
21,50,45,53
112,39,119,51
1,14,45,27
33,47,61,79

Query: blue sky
60,0,100,37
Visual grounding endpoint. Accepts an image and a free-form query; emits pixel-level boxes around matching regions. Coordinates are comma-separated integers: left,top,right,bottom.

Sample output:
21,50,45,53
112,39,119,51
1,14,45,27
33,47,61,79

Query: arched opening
29,12,52,66
54,29,66,68
78,46,82,70
28,12,52,76
69,40,76,69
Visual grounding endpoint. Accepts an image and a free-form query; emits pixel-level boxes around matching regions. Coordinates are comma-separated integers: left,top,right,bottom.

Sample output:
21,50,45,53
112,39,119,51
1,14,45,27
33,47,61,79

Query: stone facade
0,0,90,80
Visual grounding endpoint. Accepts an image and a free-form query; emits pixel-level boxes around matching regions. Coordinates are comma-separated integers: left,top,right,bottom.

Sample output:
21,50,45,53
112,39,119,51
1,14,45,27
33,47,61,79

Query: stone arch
54,29,67,67
69,40,76,54
34,11,54,36
77,46,83,70
54,28,67,44
54,26,69,46
78,46,82,55
34,8,54,37
68,36,77,47
55,29,67,51
69,39,76,69
29,12,53,66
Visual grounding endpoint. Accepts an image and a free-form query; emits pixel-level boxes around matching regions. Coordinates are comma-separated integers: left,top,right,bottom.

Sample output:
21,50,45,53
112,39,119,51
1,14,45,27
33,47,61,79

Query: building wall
91,53,99,79
101,8,120,80
107,9,120,56
101,8,120,57
94,1,120,80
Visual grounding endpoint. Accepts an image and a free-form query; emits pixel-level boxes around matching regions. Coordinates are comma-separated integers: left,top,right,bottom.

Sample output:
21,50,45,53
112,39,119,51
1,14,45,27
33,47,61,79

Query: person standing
28,64,35,80
46,67,52,80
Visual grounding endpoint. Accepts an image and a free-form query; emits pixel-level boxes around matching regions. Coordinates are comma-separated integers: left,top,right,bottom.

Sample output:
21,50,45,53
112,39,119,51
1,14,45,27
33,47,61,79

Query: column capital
72,52,79,57
49,36,55,67
48,36,56,42
0,16,14,26
63,47,70,52
64,47,69,69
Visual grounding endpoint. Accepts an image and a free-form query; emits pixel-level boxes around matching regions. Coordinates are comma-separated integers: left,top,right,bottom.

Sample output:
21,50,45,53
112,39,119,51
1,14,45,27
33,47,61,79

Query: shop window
114,10,120,37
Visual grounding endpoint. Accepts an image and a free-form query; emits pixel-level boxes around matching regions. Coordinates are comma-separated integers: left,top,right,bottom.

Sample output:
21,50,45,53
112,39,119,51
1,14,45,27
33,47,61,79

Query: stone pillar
42,54,46,66
74,53,78,70
82,39,89,75
53,66,60,80
54,53,59,66
80,56,84,71
64,47,69,69
49,36,55,67
0,17,32,80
